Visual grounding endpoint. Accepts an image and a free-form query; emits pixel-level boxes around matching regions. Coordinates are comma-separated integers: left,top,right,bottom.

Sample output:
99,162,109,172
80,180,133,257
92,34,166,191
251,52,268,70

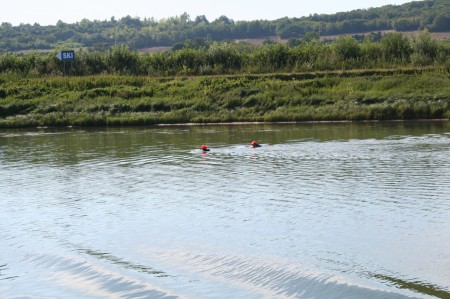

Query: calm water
1,122,449,299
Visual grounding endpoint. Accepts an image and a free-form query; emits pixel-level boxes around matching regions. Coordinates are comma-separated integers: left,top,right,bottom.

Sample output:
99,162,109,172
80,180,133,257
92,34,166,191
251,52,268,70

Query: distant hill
0,0,449,52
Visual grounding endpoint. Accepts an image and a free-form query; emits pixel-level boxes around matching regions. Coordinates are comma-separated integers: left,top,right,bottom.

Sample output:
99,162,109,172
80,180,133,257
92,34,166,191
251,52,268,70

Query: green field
0,68,449,128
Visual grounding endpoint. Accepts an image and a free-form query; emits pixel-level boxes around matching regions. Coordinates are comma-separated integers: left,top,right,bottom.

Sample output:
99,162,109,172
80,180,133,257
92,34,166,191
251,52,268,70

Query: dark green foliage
334,36,361,60
381,33,412,61
0,22,449,128
0,0,449,52
430,14,450,32
5,33,448,77
411,31,438,65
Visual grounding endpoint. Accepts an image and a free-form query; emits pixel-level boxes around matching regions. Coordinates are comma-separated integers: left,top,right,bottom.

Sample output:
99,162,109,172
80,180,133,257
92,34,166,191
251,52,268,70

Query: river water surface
1,122,449,298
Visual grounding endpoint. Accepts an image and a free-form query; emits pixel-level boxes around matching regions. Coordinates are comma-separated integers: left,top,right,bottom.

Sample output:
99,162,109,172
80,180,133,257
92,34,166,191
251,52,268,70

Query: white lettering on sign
56,50,75,61
62,52,73,59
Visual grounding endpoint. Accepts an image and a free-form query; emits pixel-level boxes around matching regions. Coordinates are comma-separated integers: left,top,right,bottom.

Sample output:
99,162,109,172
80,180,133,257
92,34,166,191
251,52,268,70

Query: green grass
0,69,449,127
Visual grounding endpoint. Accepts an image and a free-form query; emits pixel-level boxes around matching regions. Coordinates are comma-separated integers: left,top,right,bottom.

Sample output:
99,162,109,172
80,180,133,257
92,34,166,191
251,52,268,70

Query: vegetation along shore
1,30,450,128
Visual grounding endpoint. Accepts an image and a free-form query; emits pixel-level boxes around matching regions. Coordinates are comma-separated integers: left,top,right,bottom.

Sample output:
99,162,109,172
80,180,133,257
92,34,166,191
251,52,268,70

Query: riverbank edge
24,119,447,130
1,69,449,128
154,119,450,126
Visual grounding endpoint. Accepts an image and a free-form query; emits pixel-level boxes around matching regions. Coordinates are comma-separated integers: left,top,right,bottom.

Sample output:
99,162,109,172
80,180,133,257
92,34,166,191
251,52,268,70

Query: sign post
56,50,75,75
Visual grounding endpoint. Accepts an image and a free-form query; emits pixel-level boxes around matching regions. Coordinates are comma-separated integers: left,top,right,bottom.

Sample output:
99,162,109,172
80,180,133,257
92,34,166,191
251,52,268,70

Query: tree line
0,32,449,77
0,0,449,52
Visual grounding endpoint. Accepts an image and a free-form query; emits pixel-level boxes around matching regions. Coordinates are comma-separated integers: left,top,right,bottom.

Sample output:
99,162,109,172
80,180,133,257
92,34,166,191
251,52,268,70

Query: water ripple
1,123,449,298
140,247,418,299
17,253,181,299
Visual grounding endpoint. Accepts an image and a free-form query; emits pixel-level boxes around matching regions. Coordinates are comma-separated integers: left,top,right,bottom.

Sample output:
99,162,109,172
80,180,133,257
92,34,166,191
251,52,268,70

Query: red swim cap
251,141,257,145
201,144,208,149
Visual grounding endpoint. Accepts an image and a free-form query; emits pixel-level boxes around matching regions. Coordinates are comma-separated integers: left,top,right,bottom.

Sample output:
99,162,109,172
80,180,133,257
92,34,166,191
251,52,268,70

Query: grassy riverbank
0,68,449,127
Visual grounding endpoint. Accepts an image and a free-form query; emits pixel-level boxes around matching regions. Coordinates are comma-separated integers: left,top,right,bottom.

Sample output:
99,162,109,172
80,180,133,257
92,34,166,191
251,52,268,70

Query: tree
251,44,289,71
381,33,411,61
334,36,361,60
107,45,140,74
430,14,450,32
392,18,421,31
411,30,438,65
120,15,142,29
207,42,242,70
213,16,233,25
194,15,209,25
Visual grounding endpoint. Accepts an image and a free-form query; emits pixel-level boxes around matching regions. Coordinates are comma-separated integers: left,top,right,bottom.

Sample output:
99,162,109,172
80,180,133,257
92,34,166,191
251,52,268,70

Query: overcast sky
1,0,413,26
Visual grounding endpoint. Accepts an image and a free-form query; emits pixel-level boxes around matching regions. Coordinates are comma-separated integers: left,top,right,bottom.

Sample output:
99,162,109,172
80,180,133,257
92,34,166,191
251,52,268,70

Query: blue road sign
56,50,75,61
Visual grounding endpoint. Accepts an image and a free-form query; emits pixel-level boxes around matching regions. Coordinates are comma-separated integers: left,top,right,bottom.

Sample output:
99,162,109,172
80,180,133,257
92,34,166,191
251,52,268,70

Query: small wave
76,247,169,278
0,264,19,281
18,252,181,299
140,247,419,299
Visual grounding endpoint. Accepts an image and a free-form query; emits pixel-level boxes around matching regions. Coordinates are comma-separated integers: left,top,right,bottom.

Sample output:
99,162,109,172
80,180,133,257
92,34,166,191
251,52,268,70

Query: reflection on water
1,122,449,298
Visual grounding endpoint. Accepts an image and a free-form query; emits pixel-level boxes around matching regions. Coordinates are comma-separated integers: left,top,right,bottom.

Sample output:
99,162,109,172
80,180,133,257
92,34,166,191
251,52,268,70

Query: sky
1,0,413,26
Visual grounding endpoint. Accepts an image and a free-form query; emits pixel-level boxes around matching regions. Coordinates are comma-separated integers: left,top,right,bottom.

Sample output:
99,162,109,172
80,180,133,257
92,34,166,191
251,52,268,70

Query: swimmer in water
201,144,210,152
251,141,261,148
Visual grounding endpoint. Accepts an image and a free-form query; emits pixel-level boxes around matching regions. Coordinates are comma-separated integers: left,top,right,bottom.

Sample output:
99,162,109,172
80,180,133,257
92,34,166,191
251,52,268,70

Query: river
1,122,449,298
